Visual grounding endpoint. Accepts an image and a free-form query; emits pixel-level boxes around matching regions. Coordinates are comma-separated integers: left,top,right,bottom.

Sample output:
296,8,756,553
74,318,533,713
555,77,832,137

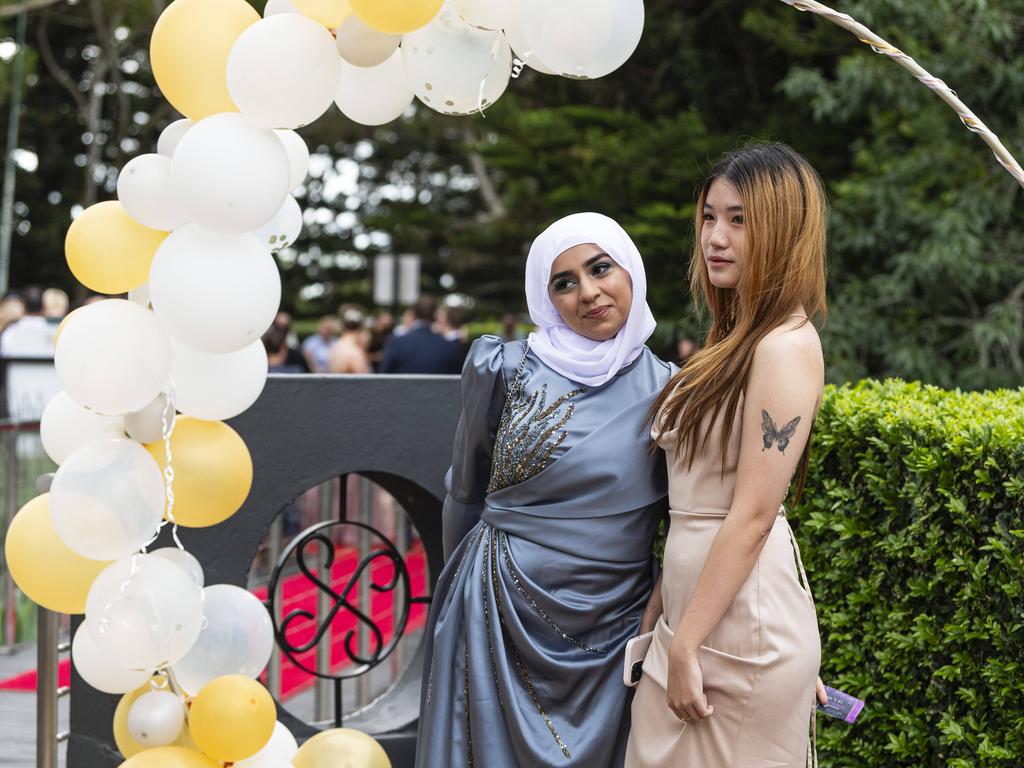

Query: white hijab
525,212,657,387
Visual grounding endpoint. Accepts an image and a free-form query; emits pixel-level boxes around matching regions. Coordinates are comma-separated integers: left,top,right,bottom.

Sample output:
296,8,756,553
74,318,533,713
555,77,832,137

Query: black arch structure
68,373,461,767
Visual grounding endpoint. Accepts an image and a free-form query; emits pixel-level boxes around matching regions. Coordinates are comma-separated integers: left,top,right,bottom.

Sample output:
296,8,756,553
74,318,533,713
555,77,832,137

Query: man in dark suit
379,296,464,375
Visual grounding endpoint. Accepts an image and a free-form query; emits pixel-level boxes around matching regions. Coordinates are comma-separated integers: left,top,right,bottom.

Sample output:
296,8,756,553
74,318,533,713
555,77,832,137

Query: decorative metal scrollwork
267,519,430,683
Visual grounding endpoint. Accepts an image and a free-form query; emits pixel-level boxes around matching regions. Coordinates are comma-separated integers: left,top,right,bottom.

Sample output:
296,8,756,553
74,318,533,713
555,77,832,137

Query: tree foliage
1,0,1021,388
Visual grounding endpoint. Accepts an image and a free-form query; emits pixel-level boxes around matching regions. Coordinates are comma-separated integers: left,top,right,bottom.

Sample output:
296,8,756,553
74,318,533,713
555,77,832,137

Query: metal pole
3,427,19,650
357,477,372,707
314,479,333,723
0,0,30,295
36,607,58,768
392,497,408,679
266,515,283,701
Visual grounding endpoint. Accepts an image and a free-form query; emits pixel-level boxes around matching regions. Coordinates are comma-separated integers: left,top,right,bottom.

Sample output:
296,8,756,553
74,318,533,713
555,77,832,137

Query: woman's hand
816,676,828,706
666,643,714,723
639,573,664,634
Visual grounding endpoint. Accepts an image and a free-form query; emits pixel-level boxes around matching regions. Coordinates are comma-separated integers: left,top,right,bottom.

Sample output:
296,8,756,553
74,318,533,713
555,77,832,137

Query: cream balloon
86,554,204,671
171,584,274,696
227,15,342,129
149,225,282,354
157,119,192,157
72,621,154,694
128,282,151,308
580,0,643,79
124,393,169,445
337,51,414,126
252,195,302,253
335,15,401,68
521,0,614,79
49,437,166,561
150,547,205,588
117,154,190,232
171,113,291,235
235,722,299,766
401,5,512,115
40,391,125,465
55,300,172,416
503,6,555,75
170,337,269,421
127,690,186,748
452,0,513,30
275,130,310,190
264,0,300,15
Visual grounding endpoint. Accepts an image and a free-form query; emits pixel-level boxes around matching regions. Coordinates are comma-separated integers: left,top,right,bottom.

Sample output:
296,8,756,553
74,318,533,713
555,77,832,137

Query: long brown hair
651,143,828,495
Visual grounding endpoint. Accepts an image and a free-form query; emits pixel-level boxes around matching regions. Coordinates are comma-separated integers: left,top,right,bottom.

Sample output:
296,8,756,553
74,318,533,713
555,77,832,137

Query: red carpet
0,543,428,699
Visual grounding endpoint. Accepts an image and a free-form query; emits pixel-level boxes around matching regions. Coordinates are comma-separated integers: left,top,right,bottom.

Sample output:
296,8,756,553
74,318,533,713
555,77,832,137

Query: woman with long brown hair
626,143,829,767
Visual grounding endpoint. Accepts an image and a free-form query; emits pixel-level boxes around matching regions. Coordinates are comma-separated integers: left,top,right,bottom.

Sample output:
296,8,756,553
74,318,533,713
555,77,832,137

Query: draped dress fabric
625,392,821,768
416,335,675,768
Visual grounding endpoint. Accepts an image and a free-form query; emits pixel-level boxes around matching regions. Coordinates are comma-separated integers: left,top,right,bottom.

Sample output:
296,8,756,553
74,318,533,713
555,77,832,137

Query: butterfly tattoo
761,410,801,454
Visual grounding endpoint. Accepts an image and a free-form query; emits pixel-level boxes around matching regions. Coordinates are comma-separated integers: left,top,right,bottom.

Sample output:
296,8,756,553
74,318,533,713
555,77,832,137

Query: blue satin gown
416,335,674,767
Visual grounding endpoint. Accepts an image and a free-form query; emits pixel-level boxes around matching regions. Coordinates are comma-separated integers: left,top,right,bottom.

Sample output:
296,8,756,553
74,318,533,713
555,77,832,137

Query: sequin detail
463,635,474,768
499,530,607,655
488,525,572,760
487,343,585,494
481,525,503,706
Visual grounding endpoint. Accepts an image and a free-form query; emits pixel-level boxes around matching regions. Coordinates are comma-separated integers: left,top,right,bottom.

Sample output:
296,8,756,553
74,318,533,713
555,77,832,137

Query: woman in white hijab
417,213,675,768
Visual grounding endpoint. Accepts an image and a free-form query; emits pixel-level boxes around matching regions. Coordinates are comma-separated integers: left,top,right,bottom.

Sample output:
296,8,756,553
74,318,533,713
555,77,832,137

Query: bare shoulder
751,322,824,386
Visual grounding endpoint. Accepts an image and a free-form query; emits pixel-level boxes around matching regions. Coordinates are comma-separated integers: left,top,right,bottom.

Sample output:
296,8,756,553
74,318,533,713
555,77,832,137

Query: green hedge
791,380,1024,767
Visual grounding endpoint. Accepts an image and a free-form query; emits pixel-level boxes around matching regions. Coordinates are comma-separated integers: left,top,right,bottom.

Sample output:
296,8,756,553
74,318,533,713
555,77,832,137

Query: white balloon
337,51,415,126
72,621,153,694
236,722,299,765
127,690,185,748
86,554,204,670
55,300,172,416
171,584,274,696
128,281,151,308
124,393,169,445
503,6,555,75
275,130,310,190
335,15,401,68
586,0,644,78
521,0,614,79
40,391,125,465
149,225,282,354
49,437,166,561
263,0,299,16
252,195,302,254
117,154,190,232
453,0,514,30
227,15,342,130
150,547,205,588
402,5,512,115
157,119,192,157
171,338,269,421
171,113,290,235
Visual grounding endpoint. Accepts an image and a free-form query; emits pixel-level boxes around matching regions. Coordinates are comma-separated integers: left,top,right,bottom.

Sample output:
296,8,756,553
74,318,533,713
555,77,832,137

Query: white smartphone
623,631,653,687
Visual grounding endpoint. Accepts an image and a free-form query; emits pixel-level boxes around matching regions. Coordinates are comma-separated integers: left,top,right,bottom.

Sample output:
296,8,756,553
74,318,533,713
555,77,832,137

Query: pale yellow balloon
349,0,442,34
145,417,253,528
188,675,275,762
293,0,351,27
150,0,260,120
118,746,218,768
65,202,167,294
113,680,197,758
3,495,111,614
293,728,392,768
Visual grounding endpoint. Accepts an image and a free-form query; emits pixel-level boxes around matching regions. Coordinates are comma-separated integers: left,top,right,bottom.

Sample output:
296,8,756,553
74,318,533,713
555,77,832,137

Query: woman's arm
667,328,823,721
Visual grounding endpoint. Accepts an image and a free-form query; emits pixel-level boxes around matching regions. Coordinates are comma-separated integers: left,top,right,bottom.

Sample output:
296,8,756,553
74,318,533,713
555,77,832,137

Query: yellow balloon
293,728,392,768
188,675,275,762
150,0,260,120
145,417,252,528
349,0,442,34
65,201,168,295
4,495,111,614
119,746,218,768
114,680,198,758
293,0,351,27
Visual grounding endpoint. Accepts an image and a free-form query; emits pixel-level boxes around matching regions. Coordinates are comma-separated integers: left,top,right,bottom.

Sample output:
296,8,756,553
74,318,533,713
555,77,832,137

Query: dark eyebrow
549,253,611,283
704,203,744,212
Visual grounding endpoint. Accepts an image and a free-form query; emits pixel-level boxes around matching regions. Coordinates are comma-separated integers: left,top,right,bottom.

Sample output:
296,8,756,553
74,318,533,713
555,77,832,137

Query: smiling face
700,177,747,290
548,243,633,341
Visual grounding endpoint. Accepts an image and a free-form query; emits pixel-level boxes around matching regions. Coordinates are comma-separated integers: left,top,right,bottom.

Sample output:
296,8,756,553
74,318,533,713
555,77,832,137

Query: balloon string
160,386,184,551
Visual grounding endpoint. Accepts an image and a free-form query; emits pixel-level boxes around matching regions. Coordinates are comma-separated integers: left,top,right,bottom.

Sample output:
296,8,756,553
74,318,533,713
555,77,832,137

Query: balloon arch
4,0,1021,765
